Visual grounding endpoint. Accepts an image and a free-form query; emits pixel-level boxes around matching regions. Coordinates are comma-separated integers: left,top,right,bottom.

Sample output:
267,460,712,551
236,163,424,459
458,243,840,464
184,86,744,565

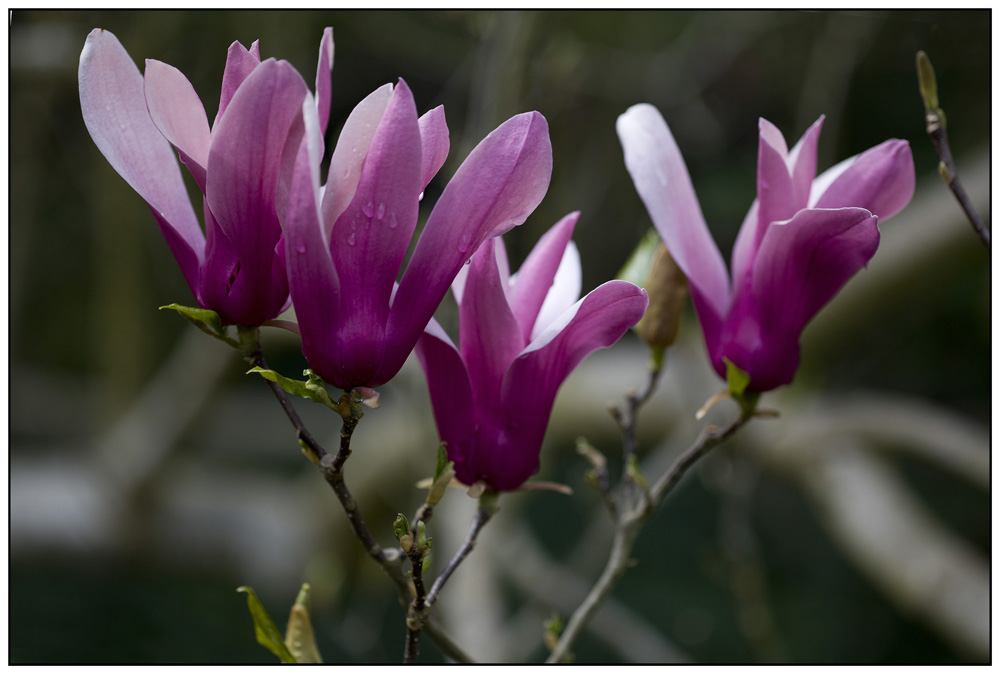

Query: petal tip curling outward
488,281,647,490
378,109,553,384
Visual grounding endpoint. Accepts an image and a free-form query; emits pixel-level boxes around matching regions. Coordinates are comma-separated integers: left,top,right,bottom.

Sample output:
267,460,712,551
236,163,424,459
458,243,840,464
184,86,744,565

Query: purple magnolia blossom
618,106,914,391
280,78,553,390
79,28,334,326
416,214,649,491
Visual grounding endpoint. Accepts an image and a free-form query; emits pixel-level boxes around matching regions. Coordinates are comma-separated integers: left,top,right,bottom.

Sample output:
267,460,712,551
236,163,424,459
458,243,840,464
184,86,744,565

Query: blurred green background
9,9,990,664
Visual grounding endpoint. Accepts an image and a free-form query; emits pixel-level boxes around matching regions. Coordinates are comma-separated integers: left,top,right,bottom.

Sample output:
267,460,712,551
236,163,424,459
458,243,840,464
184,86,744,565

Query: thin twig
547,399,751,663
242,329,475,663
916,50,989,250
426,503,495,607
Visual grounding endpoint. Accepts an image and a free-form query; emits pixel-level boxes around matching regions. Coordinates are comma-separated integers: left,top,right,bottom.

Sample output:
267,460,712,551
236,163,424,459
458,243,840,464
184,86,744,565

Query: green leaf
724,358,759,418
160,303,238,347
236,586,297,664
433,442,448,483
392,513,410,542
247,367,338,411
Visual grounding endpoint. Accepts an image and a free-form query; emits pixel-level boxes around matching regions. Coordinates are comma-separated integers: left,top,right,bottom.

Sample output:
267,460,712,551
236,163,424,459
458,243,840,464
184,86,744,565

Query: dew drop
418,190,425,202
296,239,307,254
347,232,357,246
388,212,398,229
376,202,386,220
361,200,375,218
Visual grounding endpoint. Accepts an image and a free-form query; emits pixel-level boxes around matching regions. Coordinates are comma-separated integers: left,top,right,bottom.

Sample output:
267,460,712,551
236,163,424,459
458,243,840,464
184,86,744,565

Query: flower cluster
81,27,915,490
80,27,648,490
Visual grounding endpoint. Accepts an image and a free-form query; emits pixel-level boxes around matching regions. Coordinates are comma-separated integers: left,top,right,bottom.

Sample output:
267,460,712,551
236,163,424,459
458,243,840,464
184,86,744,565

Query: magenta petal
812,139,915,221
496,281,649,490
617,104,731,347
282,98,344,384
508,212,577,342
321,83,393,240
215,40,261,127
417,105,450,191
379,111,552,383
314,27,334,138
415,319,476,469
326,79,422,385
144,59,212,193
459,239,525,411
741,206,879,390
79,28,204,295
207,59,308,274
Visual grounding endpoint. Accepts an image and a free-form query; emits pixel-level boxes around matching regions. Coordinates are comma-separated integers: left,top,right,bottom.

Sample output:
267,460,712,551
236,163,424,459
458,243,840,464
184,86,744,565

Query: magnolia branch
242,330,473,663
916,51,989,250
548,376,752,663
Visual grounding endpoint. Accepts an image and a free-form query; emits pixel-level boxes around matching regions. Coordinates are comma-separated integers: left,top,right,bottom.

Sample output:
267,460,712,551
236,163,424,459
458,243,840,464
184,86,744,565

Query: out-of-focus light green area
9,9,989,664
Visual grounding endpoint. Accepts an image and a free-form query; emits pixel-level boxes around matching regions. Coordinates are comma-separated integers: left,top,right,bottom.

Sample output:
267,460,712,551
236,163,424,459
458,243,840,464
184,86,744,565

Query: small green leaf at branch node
724,358,760,419
246,367,339,411
160,303,238,347
393,513,411,542
236,586,297,664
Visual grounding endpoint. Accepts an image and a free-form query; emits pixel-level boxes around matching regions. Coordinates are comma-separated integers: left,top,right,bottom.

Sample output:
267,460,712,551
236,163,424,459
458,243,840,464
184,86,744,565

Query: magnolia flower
280,78,553,390
618,106,914,391
416,214,649,491
79,27,334,326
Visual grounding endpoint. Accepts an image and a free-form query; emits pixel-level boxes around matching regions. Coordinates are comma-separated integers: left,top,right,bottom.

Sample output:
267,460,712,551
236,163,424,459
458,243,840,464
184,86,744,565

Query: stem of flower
426,497,497,608
547,363,751,664
242,328,474,663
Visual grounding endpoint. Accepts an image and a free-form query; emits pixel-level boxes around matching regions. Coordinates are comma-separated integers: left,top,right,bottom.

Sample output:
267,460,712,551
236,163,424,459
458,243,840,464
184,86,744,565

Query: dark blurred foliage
9,9,989,664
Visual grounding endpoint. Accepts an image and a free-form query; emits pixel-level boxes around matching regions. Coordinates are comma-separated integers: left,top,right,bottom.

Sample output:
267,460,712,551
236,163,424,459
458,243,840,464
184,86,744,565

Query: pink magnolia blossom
618,106,914,391
79,28,334,326
280,78,553,390
416,214,648,491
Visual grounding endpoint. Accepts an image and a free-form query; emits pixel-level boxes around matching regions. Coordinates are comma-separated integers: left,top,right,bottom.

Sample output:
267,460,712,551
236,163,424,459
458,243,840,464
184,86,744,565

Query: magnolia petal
215,40,261,127
326,79,422,386
733,117,824,292
282,96,344,385
321,83,393,240
496,281,648,490
314,27,334,138
415,318,476,469
746,206,879,390
417,105,450,191
508,212,578,342
812,139,915,221
380,112,552,383
531,241,582,342
144,59,212,193
207,59,308,274
459,239,525,413
617,104,730,341
79,28,204,294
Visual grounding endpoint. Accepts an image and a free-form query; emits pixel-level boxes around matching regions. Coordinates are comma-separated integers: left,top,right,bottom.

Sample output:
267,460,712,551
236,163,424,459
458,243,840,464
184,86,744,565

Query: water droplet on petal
388,212,398,229
362,200,375,218
376,202,386,220
296,238,307,254
418,191,425,202
347,232,357,246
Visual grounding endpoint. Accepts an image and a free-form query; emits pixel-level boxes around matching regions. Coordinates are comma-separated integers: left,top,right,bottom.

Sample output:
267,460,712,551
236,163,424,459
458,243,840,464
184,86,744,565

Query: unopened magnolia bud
637,243,688,358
